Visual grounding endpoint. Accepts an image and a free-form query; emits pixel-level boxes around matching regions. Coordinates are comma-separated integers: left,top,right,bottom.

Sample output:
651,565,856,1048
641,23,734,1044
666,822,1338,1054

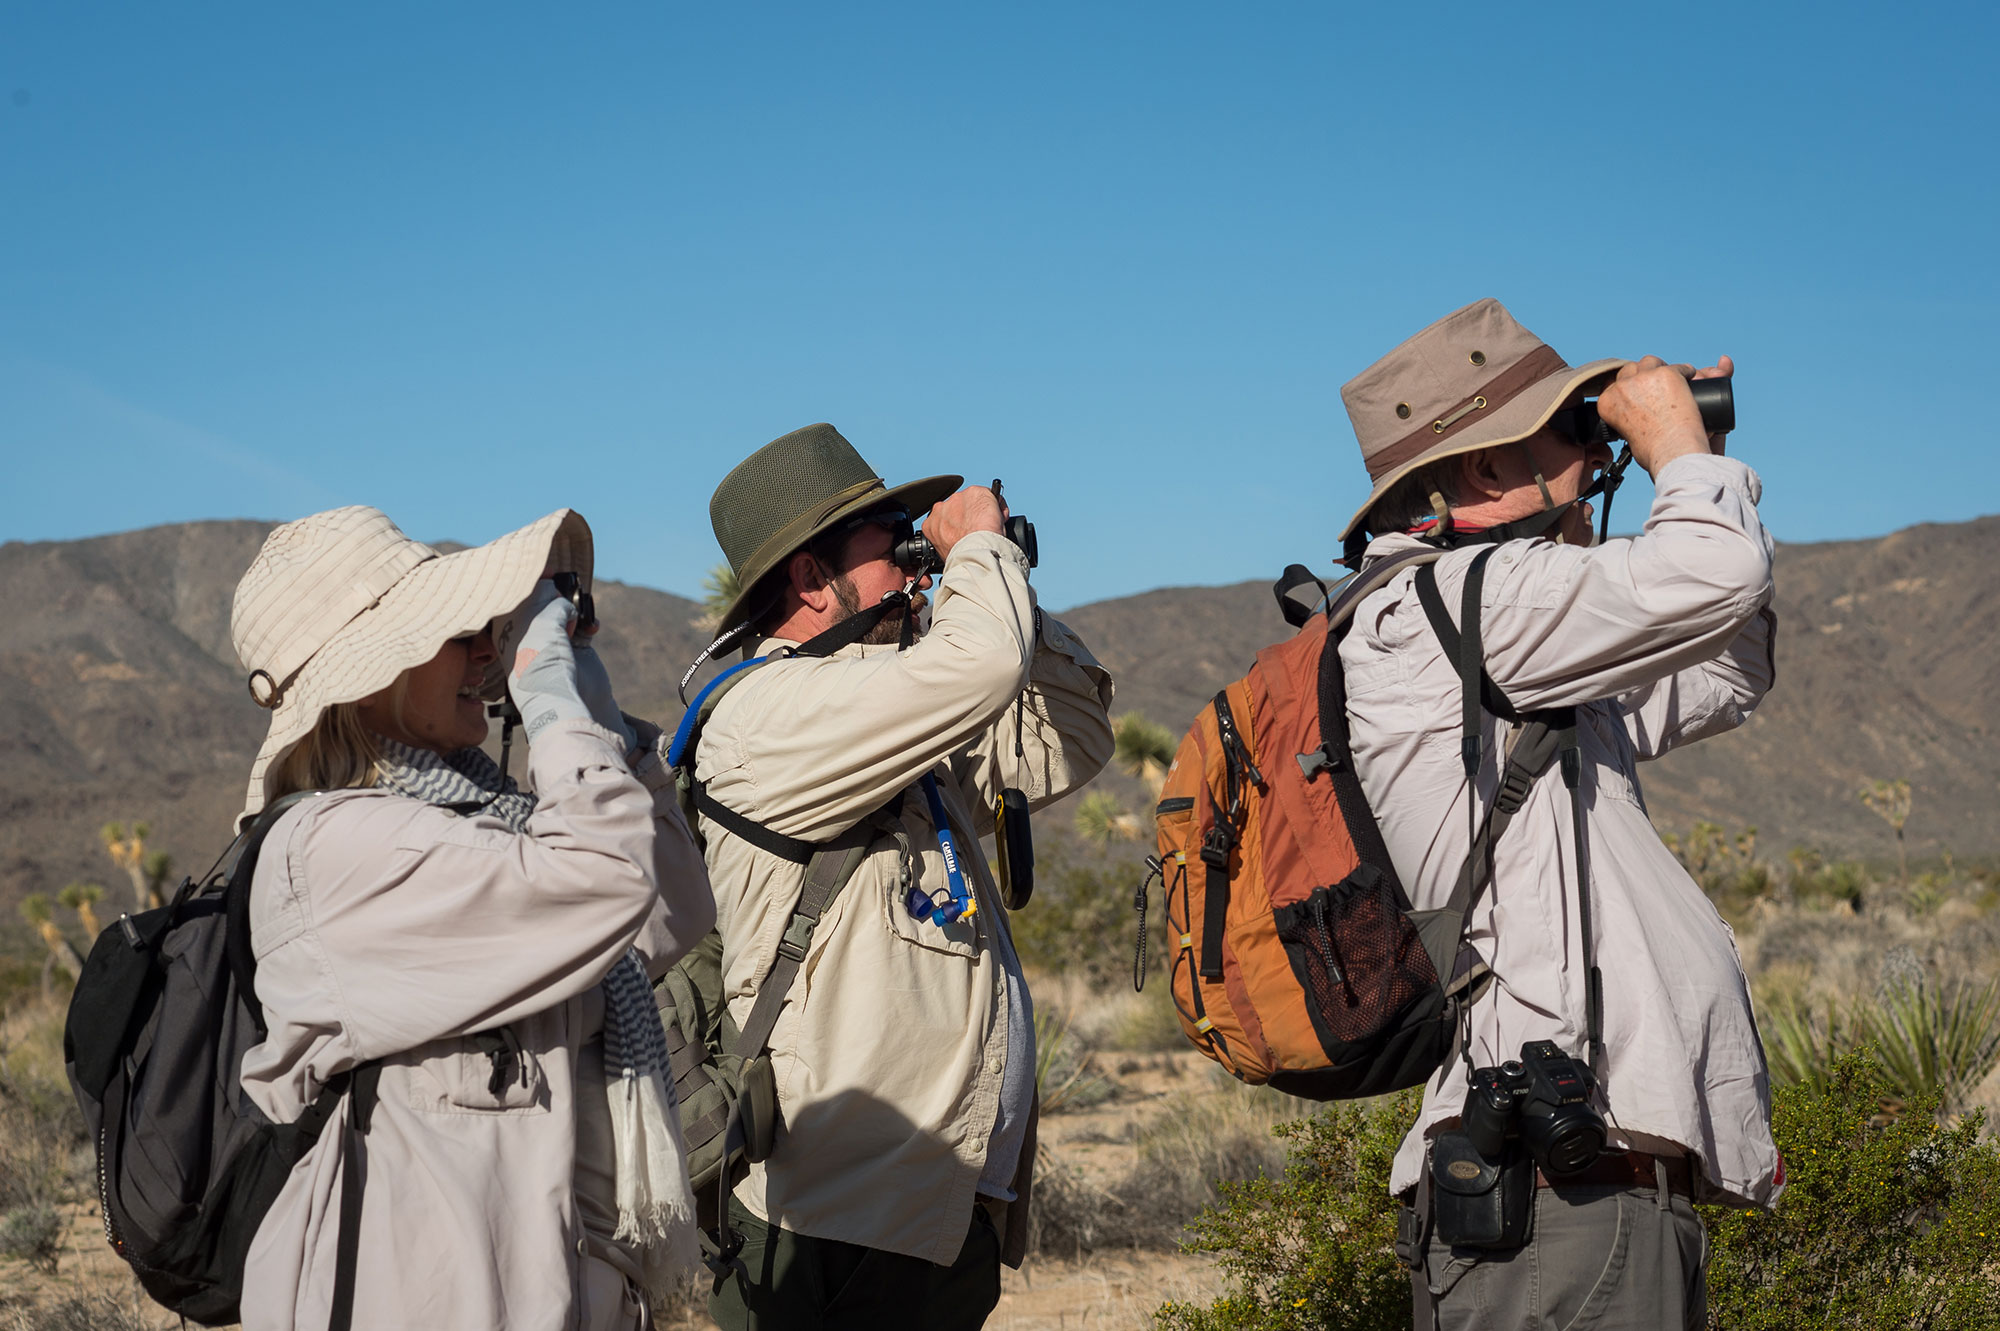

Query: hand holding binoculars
1553,376,1733,451
890,478,1039,574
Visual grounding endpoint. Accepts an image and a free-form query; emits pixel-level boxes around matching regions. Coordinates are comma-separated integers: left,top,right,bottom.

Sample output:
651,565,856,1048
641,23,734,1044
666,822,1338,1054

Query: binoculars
890,478,1039,573
1552,376,1734,450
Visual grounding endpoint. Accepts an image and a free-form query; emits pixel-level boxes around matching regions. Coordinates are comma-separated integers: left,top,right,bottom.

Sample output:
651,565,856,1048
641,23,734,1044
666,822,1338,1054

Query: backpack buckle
1199,825,1235,870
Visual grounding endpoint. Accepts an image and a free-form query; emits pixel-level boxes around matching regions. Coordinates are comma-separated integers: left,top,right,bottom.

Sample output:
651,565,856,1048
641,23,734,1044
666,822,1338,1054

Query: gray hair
1363,454,1472,536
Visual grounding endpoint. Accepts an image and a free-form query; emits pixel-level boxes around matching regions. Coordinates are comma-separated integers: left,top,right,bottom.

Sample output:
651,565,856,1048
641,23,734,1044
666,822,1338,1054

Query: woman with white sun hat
227,503,713,1330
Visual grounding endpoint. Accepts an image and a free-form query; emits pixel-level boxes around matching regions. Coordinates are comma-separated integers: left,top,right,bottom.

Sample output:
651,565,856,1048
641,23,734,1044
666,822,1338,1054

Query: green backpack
657,654,909,1249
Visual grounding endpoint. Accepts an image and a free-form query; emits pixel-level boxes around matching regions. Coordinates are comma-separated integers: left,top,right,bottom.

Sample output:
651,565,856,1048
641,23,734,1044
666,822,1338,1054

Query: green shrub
1787,847,1868,910
1150,1054,2000,1331
1702,1051,2000,1330
1011,842,1154,989
1154,1092,1418,1331
1665,823,1774,921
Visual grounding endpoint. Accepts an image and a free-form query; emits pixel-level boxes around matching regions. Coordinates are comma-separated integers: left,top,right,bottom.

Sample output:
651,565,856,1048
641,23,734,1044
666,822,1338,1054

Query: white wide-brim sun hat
230,504,592,826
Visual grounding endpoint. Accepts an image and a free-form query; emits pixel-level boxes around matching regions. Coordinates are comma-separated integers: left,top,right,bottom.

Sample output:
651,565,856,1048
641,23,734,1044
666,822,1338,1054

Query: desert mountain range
2,516,1994,917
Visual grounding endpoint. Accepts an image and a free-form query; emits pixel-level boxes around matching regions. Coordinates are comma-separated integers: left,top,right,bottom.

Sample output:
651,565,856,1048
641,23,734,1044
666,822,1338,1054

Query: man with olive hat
1335,299,1781,1328
690,423,1114,1329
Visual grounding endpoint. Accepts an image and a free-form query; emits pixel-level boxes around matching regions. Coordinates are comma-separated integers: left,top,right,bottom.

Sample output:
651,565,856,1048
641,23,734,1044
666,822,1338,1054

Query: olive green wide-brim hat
708,423,960,634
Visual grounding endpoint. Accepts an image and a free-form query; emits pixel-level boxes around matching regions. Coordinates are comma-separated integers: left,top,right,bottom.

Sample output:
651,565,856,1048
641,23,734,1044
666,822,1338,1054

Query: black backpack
64,791,379,1329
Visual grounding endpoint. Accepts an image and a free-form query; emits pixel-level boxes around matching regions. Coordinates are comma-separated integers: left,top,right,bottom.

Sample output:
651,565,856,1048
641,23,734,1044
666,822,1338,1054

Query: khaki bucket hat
1339,298,1627,542
708,423,959,634
230,504,592,824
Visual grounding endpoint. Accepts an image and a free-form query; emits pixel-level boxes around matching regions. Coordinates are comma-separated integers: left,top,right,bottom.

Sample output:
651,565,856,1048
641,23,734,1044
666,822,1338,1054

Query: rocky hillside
1,515,1993,914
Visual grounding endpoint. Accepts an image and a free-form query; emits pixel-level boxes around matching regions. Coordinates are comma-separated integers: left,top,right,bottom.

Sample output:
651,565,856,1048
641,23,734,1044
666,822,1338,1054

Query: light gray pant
1418,1183,1706,1331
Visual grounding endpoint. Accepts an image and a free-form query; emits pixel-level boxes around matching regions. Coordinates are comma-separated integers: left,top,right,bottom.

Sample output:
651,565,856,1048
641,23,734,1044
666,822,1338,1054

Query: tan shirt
1342,453,1782,1207
238,718,714,1331
696,531,1114,1265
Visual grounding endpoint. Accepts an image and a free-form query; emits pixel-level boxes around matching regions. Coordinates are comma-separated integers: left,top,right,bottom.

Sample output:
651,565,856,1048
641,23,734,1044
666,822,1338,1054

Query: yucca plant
1858,977,2000,1118
1073,789,1139,845
1112,713,1178,798
696,563,741,634
1759,995,1854,1096
1759,977,2000,1120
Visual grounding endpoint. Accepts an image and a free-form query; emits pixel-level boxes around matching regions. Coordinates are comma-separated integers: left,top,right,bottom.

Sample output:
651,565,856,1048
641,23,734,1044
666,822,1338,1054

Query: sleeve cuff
1656,451,1763,506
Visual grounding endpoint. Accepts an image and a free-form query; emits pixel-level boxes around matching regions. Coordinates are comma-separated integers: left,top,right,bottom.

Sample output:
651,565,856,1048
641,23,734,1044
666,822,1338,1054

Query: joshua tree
58,882,105,940
1859,778,1913,885
1112,713,1178,799
102,821,172,910
19,893,83,979
696,563,742,634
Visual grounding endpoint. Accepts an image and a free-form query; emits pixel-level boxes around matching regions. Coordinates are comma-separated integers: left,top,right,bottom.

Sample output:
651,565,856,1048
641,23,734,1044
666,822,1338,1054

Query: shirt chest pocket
402,1027,549,1115
880,842,978,961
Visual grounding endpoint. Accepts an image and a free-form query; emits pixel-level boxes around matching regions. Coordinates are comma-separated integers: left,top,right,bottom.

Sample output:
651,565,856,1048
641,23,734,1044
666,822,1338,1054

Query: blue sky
3,3,1995,612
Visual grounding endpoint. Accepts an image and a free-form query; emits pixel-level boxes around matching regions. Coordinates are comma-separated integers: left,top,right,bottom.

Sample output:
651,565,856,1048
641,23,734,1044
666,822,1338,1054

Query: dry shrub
1029,1074,1300,1257
0,994,86,1265
0,1286,161,1331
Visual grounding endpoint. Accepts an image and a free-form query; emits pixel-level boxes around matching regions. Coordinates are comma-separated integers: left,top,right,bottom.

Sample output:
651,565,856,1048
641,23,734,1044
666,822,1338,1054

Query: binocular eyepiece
890,478,1039,574
1553,376,1734,450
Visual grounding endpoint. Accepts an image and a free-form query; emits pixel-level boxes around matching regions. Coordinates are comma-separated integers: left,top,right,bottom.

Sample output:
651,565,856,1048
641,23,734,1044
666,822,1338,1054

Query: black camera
1462,1040,1606,1177
1551,376,1734,450
890,478,1038,574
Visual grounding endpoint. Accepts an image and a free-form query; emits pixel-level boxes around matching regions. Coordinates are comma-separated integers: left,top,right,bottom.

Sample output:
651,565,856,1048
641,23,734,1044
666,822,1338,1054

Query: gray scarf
374,738,699,1293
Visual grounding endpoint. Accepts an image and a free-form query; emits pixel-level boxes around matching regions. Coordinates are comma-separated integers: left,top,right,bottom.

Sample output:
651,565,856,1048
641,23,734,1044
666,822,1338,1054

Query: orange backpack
1146,548,1558,1100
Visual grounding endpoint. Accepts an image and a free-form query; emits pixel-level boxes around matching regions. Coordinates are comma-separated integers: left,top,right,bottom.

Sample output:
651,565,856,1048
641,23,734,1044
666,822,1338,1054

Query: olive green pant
1416,1183,1707,1330
707,1198,1002,1331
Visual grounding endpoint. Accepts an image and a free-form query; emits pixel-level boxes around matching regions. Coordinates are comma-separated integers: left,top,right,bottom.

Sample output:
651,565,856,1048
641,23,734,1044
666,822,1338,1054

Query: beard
832,573,927,645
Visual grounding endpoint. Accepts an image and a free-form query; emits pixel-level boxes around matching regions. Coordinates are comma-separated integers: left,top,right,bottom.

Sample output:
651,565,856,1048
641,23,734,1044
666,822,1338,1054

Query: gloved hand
499,580,593,743
572,633,639,753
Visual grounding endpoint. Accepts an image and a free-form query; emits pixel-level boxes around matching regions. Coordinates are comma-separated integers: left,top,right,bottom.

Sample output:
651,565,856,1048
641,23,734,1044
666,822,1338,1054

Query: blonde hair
269,702,383,801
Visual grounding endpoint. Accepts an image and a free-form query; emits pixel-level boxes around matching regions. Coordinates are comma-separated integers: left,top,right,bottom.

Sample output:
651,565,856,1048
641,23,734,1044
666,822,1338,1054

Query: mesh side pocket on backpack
1272,863,1440,1055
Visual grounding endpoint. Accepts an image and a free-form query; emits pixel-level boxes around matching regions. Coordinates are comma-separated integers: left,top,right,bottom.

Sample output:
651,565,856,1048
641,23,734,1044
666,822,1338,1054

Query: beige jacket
696,531,1114,1266
238,718,715,1331
1341,453,1782,1206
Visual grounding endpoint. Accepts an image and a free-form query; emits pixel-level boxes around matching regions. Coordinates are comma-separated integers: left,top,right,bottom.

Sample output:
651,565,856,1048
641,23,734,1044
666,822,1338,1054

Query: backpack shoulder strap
224,789,328,1039
1304,544,1446,891
726,791,906,1061
673,655,827,865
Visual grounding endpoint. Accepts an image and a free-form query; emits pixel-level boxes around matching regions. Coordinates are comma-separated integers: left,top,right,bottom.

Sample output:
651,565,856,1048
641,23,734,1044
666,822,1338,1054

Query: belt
1538,1150,1694,1197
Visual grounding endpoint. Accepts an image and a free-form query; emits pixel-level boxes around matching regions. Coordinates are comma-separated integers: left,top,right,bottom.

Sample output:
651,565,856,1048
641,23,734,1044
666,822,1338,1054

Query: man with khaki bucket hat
1333,300,1780,1329
687,423,1114,1329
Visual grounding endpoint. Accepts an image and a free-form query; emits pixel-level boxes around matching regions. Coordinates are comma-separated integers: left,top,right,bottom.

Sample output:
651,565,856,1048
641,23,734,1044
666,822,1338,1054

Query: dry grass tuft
0,995,86,1271
1029,1072,1302,1258
0,1286,160,1331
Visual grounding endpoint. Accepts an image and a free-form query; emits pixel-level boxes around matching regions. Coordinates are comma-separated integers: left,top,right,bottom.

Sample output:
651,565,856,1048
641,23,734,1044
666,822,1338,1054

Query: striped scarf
374,738,700,1293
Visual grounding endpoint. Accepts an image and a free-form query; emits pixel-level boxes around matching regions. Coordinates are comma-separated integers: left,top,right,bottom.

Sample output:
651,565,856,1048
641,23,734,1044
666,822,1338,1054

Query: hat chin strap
1344,445,1638,566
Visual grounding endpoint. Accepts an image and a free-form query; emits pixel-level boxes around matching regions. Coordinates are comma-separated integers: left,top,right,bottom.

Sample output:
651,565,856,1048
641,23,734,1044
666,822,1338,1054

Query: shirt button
986,1057,1004,1076
576,1236,588,1256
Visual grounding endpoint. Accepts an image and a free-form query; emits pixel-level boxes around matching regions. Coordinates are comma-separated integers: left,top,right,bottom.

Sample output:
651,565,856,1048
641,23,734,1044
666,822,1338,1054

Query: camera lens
1517,1102,1606,1176
1513,1041,1606,1177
